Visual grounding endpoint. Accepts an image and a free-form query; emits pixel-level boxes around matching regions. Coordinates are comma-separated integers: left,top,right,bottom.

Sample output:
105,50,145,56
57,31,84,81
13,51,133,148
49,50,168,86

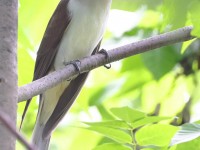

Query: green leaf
174,138,200,150
189,0,200,37
130,116,171,129
84,120,131,130
181,39,196,54
141,45,181,79
110,107,146,123
93,143,131,150
112,0,161,11
97,105,116,120
162,0,188,30
136,124,178,147
170,123,200,146
84,116,171,132
87,126,132,144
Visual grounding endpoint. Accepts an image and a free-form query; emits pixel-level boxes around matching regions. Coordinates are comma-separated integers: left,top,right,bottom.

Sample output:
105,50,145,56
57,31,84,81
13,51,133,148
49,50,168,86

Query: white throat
54,0,112,70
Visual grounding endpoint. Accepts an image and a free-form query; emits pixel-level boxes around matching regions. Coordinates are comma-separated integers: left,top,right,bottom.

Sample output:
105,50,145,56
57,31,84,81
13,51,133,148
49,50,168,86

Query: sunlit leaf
174,138,200,150
97,105,116,120
189,0,200,37
93,143,131,150
112,0,161,11
110,107,146,122
87,126,132,144
130,116,171,129
181,39,196,54
136,124,178,146
84,120,131,130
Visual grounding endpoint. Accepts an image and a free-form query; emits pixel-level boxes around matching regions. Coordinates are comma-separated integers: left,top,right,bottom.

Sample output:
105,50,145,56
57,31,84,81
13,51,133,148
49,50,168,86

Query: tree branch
0,112,35,150
18,26,194,102
0,0,18,149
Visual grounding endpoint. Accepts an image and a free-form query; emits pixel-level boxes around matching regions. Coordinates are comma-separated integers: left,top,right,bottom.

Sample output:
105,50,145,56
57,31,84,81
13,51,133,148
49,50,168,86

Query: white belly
54,0,111,70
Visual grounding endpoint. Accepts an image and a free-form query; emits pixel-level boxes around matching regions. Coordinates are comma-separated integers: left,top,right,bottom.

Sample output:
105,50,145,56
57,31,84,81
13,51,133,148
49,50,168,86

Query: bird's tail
32,119,51,150
31,95,51,150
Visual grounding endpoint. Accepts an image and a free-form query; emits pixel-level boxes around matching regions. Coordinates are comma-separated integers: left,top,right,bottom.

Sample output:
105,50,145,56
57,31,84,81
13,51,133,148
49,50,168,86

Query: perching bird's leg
64,60,81,72
64,60,81,81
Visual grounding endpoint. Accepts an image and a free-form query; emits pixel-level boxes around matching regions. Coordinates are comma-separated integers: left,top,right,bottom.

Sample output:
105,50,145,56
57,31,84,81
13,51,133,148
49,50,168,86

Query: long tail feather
20,99,31,130
32,121,51,150
32,95,51,150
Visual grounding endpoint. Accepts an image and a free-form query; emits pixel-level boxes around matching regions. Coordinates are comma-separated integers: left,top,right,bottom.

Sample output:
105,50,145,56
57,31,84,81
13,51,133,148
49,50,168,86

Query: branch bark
0,0,18,149
0,112,35,150
18,26,194,102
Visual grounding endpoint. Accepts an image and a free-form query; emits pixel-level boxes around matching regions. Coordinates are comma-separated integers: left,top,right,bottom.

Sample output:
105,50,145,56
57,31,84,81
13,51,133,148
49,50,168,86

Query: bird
21,0,112,149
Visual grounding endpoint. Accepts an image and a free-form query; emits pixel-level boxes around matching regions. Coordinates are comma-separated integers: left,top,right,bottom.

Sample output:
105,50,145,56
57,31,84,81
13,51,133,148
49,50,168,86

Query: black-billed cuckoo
21,0,112,149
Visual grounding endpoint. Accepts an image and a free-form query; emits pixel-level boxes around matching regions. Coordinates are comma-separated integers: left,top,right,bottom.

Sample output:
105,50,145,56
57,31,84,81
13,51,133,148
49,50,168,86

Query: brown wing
20,0,71,129
34,0,71,80
43,42,102,138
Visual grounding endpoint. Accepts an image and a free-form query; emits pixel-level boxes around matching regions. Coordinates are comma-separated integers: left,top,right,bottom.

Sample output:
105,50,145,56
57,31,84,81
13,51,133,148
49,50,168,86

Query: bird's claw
99,49,111,69
64,60,81,75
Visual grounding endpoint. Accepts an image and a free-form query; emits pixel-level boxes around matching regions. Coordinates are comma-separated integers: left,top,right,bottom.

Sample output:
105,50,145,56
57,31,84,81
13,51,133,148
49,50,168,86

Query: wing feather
34,0,71,80
20,0,71,129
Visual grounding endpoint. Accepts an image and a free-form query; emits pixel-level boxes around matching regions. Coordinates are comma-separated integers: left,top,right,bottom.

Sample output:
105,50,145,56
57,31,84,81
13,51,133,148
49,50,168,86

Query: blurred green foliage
17,0,200,149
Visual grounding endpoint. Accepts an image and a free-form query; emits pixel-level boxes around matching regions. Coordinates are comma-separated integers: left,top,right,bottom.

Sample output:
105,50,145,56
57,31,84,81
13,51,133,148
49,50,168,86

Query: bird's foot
64,60,81,81
99,49,111,69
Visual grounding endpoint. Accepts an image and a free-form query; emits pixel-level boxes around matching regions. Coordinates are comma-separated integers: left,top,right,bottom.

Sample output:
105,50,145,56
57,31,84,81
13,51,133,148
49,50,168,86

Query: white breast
54,0,112,70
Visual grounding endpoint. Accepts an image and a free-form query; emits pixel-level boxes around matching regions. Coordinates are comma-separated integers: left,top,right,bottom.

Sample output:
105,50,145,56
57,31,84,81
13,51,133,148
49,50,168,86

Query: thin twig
0,112,35,150
18,26,194,102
